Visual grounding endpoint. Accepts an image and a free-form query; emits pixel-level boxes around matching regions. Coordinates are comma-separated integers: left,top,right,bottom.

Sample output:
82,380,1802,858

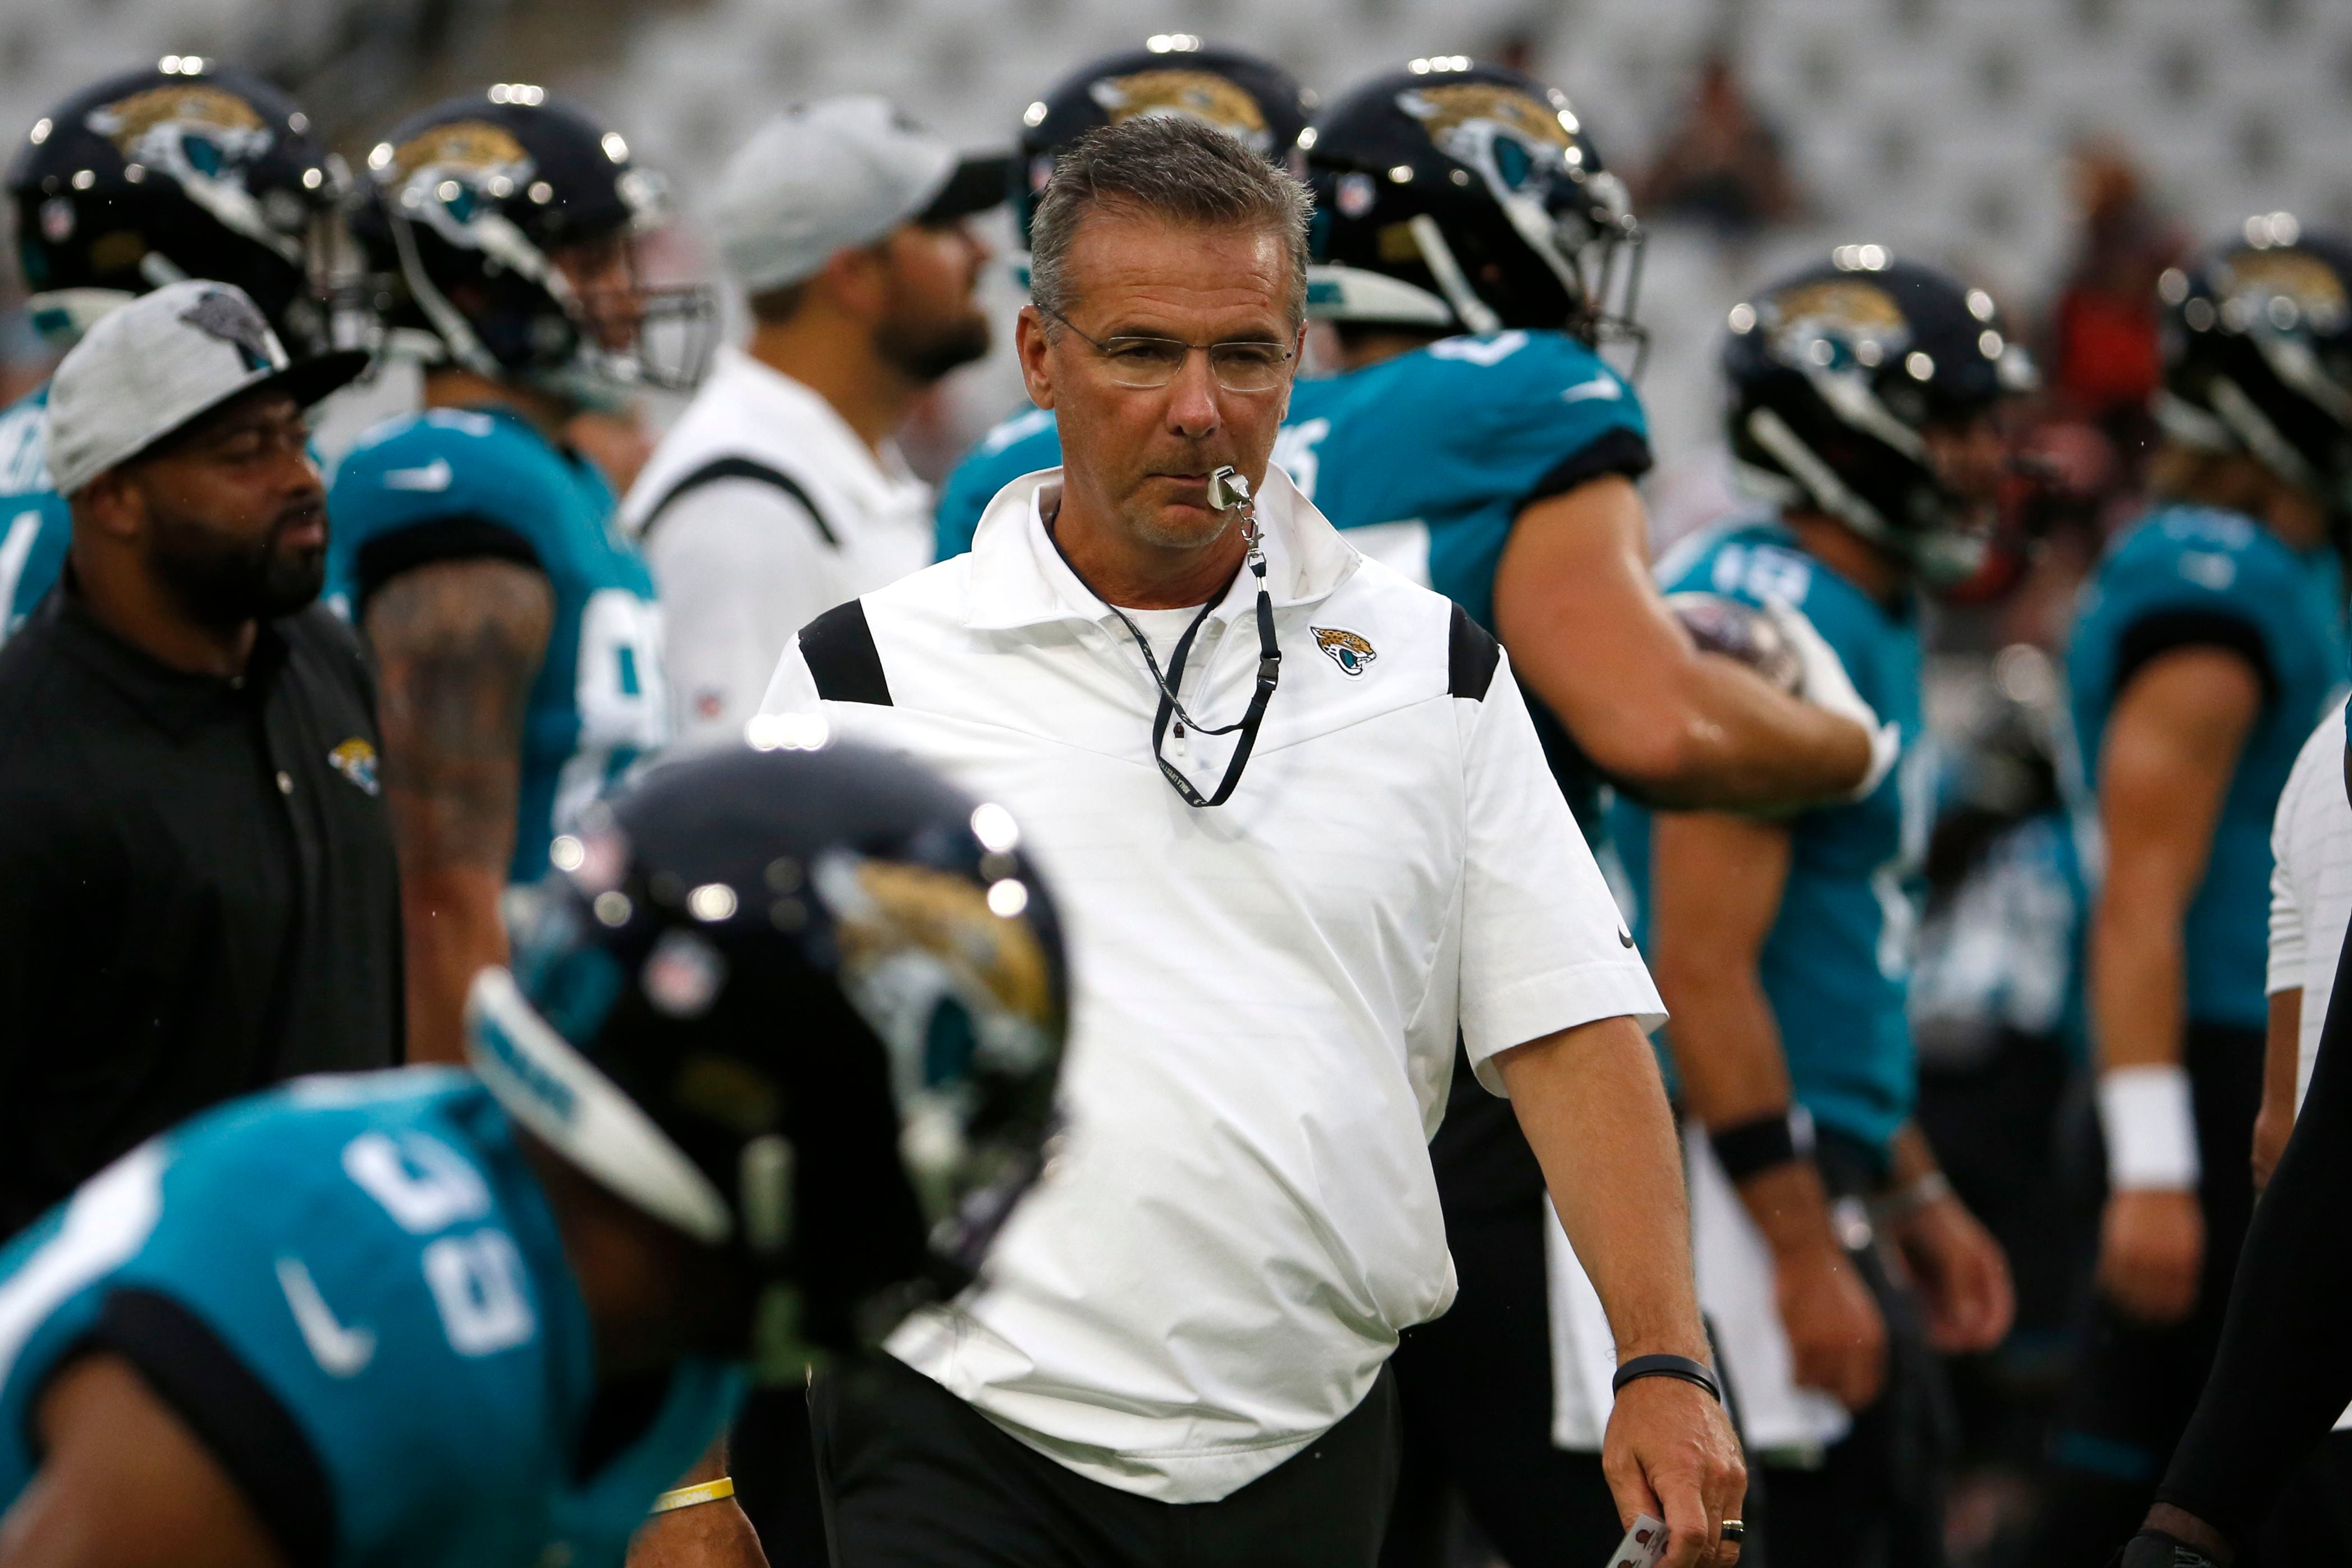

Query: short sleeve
2271,853,2307,997
646,487,839,750
1457,646,1665,1094
759,634,822,719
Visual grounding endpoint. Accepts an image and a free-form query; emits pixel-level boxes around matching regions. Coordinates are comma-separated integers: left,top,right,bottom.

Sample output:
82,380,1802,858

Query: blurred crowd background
3,2,2349,1563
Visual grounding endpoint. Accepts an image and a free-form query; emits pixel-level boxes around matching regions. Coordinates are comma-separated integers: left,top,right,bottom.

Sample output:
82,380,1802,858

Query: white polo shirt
759,465,1663,1502
622,345,932,748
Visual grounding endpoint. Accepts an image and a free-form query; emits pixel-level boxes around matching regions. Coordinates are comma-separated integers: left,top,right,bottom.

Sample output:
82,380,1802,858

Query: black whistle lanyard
1049,492,1283,809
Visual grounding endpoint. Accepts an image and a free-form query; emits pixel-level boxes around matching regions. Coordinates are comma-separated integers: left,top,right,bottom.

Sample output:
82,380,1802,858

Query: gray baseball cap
45,279,369,496
713,97,1010,295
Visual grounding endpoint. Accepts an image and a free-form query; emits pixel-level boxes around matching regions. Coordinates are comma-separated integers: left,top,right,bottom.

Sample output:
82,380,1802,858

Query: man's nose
1164,350,1220,438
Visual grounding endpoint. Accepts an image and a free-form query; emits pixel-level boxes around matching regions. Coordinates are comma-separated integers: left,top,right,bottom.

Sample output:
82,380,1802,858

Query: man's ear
71,468,146,544
816,243,891,327
1014,305,1057,412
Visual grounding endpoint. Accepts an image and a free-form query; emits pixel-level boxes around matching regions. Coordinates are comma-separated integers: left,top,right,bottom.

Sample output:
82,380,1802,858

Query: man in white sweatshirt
625,97,1005,746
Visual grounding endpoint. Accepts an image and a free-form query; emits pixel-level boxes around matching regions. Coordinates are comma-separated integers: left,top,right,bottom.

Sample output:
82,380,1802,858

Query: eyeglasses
1039,305,1294,393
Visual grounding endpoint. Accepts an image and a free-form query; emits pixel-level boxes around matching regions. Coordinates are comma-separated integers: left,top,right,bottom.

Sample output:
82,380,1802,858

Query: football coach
759,115,1744,1568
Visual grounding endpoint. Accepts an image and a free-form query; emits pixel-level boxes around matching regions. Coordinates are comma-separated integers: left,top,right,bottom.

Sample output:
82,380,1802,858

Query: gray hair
1028,116,1312,328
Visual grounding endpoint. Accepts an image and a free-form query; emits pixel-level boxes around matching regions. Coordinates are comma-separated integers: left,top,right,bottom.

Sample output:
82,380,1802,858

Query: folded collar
962,462,1360,632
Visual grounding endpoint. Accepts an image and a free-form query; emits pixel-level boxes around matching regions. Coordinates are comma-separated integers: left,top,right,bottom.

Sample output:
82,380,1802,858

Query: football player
1,60,350,642
0,739,1067,1568
1615,255,2027,1564
2029,222,2352,1568
324,89,713,1063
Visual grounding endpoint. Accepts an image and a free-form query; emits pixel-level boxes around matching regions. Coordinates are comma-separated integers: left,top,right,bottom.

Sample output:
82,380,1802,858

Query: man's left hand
1893,1190,2015,1353
1600,1374,1749,1568
628,1498,770,1568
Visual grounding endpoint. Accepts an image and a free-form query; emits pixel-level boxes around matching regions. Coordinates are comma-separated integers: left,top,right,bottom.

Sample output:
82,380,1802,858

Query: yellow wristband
649,1477,736,1515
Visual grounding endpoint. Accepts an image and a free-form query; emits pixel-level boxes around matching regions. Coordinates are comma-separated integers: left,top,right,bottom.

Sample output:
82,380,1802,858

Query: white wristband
2098,1065,2200,1190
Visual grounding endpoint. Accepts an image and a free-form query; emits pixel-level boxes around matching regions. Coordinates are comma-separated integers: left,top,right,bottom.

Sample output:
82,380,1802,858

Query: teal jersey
0,1070,742,1568
327,408,670,883
1613,520,1930,1160
2066,505,2348,1030
0,383,70,641
936,330,1650,829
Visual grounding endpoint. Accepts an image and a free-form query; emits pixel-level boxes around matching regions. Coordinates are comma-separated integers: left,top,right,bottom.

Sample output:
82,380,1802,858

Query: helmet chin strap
1746,406,1984,586
2207,374,2327,499
466,966,735,1246
385,203,507,383
1406,216,1503,335
1303,263,1456,328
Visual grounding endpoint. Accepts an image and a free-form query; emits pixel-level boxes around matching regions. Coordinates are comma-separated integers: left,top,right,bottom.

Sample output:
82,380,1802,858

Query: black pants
729,1386,830,1567
1760,1133,1952,1568
2026,1021,2263,1568
812,1355,1400,1567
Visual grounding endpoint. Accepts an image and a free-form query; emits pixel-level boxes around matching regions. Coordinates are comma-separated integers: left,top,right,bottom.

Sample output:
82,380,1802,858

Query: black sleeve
2156,915,2352,1541
2112,609,2277,703
349,514,542,616
1516,427,1655,514
798,600,893,706
74,1287,337,1568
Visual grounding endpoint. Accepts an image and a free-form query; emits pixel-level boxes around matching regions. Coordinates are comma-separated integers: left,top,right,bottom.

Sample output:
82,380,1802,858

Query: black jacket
0,589,402,1236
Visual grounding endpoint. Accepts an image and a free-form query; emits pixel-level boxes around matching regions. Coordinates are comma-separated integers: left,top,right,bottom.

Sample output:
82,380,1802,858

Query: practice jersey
0,382,69,643
2067,504,2348,1031
0,1070,742,1568
1614,519,1929,1161
327,407,671,883
935,330,1649,834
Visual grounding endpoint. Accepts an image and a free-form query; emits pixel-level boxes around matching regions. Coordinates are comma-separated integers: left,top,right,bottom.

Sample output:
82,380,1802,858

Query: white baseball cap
713,97,1010,295
45,278,368,496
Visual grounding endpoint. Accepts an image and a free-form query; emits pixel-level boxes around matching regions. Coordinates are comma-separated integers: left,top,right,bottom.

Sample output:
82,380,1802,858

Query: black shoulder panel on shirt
635,457,838,547
1449,603,1502,701
799,600,893,706
81,1287,337,1568
351,514,542,614
1518,427,1656,515
2114,609,2277,704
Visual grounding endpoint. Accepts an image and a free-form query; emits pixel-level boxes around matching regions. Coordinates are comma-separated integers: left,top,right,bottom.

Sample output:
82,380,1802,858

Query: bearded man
0,279,394,1239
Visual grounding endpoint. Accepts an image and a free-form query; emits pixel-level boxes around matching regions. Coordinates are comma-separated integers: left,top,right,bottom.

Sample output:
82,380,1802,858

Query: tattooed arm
364,559,554,1065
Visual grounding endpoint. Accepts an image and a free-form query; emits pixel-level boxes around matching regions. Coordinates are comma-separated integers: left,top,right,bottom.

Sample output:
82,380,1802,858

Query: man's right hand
1774,1243,1887,1410
2100,1189,2203,1323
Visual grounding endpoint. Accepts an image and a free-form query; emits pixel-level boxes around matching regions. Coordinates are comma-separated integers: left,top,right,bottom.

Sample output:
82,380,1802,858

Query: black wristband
1710,1106,1815,1183
1612,1353,1722,1403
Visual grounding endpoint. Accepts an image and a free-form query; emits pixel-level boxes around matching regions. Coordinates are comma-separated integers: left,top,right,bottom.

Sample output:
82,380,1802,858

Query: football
1663,592,1806,694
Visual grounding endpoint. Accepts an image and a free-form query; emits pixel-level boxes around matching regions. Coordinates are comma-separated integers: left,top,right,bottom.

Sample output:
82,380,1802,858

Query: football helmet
470,737,1067,1370
1012,39,1315,263
353,87,714,407
6,61,346,354
2156,215,2352,511
1303,59,1641,354
1725,249,2037,586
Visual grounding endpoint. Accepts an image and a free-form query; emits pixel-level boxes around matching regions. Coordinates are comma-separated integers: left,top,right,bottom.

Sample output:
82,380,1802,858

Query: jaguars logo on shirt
1312,626,1377,677
327,737,381,795
1088,70,1273,155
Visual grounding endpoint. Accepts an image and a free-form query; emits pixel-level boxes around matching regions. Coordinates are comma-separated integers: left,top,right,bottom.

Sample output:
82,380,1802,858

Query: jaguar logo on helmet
382,121,535,225
2212,247,2351,337
1397,82,1574,203
1761,279,1913,372
1089,70,1273,155
86,84,273,177
85,85,294,259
